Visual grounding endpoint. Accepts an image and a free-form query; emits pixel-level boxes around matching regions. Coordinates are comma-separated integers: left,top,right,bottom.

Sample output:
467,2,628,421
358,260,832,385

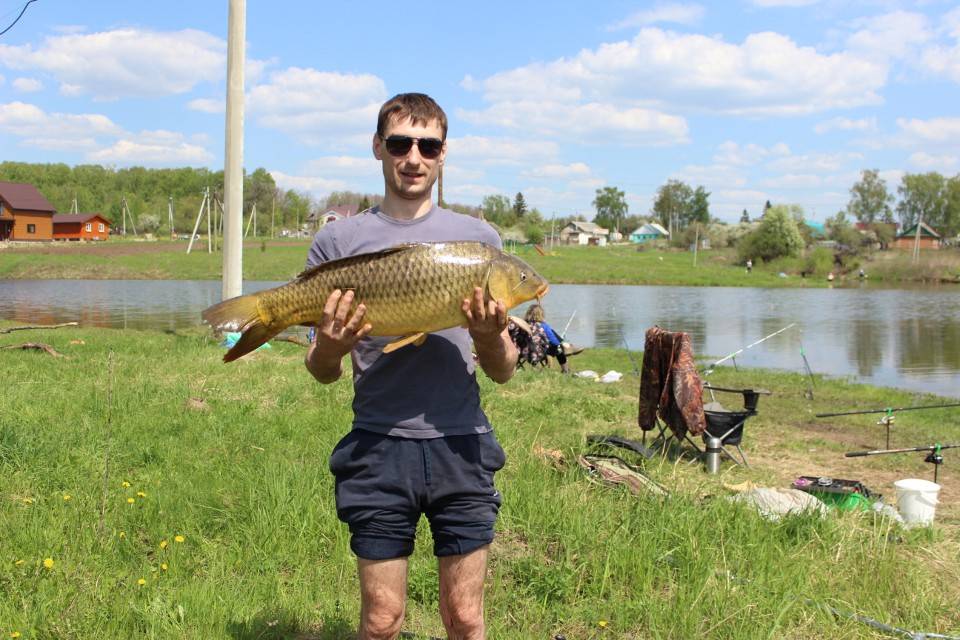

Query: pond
1,279,958,398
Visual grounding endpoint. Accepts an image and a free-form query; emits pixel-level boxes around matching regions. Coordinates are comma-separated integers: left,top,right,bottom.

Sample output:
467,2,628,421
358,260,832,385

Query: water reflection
0,279,958,398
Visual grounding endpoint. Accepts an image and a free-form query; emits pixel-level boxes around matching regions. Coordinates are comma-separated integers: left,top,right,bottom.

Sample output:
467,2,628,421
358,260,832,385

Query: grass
1,323,958,639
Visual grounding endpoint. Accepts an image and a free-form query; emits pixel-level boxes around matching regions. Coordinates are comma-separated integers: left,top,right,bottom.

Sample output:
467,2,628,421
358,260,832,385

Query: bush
738,206,804,263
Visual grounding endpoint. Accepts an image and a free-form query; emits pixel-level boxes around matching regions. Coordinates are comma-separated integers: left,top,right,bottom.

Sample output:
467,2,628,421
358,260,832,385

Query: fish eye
520,271,527,281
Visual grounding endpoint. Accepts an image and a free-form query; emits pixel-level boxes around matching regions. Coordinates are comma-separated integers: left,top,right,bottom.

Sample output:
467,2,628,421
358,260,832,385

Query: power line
0,0,37,37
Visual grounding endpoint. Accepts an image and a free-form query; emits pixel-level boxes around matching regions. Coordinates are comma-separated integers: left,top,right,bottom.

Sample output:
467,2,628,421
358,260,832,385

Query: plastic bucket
893,478,941,526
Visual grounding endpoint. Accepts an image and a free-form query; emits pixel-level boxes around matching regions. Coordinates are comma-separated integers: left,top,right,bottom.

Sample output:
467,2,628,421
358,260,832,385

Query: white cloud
751,0,820,6
269,170,349,197
0,101,123,150
463,28,886,119
846,11,932,62
608,4,705,30
674,163,747,188
908,151,959,172
759,174,824,189
712,141,790,166
247,67,386,145
87,130,213,166
302,156,377,177
446,135,560,166
769,151,863,173
458,101,689,145
12,77,42,92
814,117,877,134
896,117,960,146
188,98,223,114
0,29,225,99
522,163,593,179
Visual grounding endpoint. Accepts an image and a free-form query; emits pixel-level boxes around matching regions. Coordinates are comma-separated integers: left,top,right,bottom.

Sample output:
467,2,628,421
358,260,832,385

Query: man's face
373,115,446,202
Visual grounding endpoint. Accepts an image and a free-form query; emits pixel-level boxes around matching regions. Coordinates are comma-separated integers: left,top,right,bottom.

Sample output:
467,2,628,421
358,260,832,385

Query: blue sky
1,0,958,222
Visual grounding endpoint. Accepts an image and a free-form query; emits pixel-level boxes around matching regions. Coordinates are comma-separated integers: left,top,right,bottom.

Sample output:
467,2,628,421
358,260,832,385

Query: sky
1,0,959,223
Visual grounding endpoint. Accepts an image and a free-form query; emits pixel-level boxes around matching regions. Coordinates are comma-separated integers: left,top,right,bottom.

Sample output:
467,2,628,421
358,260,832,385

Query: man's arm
462,287,517,384
304,289,372,384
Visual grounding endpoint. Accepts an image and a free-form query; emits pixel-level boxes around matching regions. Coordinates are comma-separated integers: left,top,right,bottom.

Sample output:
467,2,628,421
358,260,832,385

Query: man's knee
360,604,405,640
440,598,484,638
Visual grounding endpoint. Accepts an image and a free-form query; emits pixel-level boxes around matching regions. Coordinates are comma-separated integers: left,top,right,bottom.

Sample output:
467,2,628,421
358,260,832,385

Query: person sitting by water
507,304,570,373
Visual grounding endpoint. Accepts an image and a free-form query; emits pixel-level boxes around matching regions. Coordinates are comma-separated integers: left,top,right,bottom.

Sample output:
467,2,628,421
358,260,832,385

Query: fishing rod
817,403,960,449
799,338,815,400
616,324,641,376
559,309,577,340
703,322,797,375
846,443,960,484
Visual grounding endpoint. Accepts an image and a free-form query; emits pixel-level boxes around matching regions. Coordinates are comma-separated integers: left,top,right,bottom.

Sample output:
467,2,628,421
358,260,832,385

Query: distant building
52,213,112,241
894,221,941,250
559,220,609,246
0,181,56,241
629,222,670,243
306,204,360,230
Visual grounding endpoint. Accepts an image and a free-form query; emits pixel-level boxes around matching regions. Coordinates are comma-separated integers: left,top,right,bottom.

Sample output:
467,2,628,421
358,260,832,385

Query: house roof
565,220,608,234
307,204,359,222
0,181,56,213
52,213,111,224
633,222,669,236
897,221,940,239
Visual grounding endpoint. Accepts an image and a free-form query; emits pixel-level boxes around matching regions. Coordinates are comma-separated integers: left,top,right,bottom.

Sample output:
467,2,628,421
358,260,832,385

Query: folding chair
701,385,770,467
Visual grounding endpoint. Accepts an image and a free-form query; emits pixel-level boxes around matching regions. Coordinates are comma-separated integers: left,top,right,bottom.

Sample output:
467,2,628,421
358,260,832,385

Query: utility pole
438,167,443,206
270,194,275,239
222,0,245,300
168,196,175,239
912,215,923,264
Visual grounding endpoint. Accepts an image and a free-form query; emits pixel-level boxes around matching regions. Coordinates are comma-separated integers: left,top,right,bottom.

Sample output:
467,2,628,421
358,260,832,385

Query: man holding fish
303,93,539,640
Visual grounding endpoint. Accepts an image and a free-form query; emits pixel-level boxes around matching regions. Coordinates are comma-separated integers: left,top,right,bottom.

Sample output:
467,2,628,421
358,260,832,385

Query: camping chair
637,326,769,467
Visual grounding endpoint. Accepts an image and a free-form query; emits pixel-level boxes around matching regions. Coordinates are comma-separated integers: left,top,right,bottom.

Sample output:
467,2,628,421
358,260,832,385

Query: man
304,93,517,640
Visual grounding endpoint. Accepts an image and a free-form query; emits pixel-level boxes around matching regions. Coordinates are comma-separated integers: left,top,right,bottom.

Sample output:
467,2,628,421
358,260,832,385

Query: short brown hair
377,93,448,140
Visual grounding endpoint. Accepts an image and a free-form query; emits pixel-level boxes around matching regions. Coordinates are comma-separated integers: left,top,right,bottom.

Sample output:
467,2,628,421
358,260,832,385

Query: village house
52,213,112,241
306,204,360,230
559,220,609,246
629,222,670,243
893,221,941,250
0,181,56,241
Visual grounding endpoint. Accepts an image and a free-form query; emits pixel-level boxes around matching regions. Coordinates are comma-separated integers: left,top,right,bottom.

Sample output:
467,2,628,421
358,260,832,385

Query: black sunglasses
380,134,444,159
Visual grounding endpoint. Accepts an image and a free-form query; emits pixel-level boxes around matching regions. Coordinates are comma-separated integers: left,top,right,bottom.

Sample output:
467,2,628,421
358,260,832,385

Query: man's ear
372,133,382,160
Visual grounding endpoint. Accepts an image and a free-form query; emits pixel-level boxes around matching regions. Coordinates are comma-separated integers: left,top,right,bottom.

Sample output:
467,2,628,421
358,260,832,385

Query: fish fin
382,332,427,353
201,294,279,363
295,244,421,280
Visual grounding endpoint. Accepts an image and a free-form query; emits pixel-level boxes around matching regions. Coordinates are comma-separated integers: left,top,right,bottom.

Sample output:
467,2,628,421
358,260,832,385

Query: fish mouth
536,283,550,300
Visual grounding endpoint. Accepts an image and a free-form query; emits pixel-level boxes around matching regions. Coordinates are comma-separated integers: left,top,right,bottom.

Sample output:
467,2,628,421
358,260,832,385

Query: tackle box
792,476,880,511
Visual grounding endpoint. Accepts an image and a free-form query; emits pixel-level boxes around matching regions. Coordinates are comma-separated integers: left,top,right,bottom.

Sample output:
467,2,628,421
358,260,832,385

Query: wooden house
559,220,609,246
0,181,56,241
629,222,670,243
306,204,360,230
893,221,941,250
52,213,112,241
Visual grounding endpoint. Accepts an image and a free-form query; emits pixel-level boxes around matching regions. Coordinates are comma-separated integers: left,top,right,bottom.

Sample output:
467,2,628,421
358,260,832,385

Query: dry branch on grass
0,321,78,334
1,342,65,357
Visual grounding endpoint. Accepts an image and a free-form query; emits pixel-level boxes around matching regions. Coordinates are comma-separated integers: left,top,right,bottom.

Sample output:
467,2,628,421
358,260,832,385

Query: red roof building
0,181,56,241
52,213,112,241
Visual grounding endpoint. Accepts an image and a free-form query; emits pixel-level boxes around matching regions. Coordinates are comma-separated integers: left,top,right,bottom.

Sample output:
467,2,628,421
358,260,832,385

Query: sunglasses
380,134,444,159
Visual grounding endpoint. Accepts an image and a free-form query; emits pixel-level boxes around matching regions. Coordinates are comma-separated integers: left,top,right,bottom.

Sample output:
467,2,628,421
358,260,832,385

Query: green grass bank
1,324,958,639
2,239,958,287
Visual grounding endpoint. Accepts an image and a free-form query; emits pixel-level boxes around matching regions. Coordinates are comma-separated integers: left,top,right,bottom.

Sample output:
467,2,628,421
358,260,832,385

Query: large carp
202,241,549,362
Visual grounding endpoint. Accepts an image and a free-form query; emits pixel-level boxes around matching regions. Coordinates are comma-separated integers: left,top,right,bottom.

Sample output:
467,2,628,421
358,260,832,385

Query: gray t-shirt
306,205,503,439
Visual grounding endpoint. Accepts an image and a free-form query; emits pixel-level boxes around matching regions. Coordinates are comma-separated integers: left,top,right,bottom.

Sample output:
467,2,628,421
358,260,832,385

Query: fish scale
202,241,549,362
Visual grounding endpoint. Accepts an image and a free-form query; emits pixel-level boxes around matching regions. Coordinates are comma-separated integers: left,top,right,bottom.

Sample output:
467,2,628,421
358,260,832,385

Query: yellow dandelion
159,540,168,550
137,578,146,586
136,491,146,498
14,560,24,566
174,535,185,543
118,531,126,539
21,497,33,505
126,497,135,504
63,494,72,501
11,632,22,638
121,481,131,488
160,563,168,571
598,620,608,629
43,558,54,569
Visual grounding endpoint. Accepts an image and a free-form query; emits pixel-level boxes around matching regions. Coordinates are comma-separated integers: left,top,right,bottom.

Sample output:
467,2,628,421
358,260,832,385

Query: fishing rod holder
845,443,958,485
876,412,895,450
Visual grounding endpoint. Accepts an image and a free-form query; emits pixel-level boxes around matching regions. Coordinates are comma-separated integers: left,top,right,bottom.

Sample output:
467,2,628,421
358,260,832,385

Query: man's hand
305,289,372,383
462,286,517,383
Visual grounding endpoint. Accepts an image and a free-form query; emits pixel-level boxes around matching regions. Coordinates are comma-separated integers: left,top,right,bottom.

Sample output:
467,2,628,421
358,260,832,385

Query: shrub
738,206,804,263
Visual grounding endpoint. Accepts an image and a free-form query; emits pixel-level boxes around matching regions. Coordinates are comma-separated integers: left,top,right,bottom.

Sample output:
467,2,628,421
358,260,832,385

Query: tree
764,200,772,215
512,192,527,219
481,194,514,227
591,186,628,233
825,210,861,248
848,169,893,224
652,180,693,236
896,172,949,232
738,205,804,262
740,209,750,223
688,186,710,226
138,213,160,234
358,196,371,213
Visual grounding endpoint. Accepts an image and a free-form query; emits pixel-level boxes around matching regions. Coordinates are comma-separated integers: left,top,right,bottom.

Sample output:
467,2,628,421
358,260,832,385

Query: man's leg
438,545,489,640
358,556,408,640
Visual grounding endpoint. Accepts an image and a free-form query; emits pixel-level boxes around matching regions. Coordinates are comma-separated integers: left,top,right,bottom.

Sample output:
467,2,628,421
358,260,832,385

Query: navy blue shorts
328,429,506,560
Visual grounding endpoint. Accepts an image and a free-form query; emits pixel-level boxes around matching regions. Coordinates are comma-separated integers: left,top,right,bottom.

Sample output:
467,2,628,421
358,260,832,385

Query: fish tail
201,294,281,362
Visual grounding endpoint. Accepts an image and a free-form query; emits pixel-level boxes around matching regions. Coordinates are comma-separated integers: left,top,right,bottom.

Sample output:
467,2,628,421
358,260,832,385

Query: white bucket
894,478,941,526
